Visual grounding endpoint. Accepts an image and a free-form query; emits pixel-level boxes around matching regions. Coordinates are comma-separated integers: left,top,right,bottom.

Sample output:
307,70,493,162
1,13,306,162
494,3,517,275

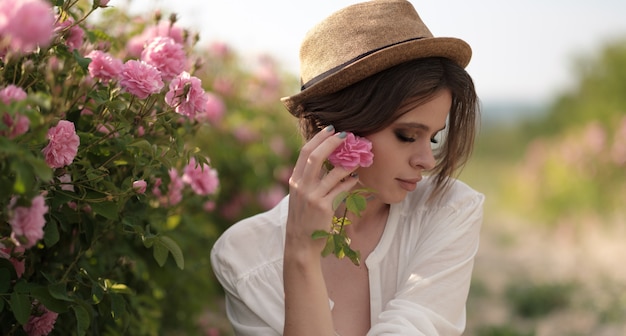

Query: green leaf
90,201,118,220
109,283,134,295
142,235,155,248
10,291,30,324
345,194,367,216
49,282,73,301
91,282,104,304
30,286,70,313
72,304,90,336
332,191,349,210
44,220,60,247
159,236,184,269
23,154,52,181
0,269,10,293
73,49,91,72
152,239,168,267
320,235,334,257
110,293,126,320
128,139,154,155
346,249,361,266
10,160,34,194
311,230,330,240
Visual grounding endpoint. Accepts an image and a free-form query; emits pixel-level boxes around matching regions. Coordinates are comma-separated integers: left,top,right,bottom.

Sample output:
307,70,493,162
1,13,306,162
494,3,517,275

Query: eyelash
394,131,439,144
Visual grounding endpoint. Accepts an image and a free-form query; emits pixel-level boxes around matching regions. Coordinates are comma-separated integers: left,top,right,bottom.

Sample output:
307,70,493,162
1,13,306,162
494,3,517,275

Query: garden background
1,0,625,335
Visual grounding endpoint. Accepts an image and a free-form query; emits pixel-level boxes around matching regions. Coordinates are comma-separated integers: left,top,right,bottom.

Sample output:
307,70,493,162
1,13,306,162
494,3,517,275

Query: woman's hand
283,125,358,336
285,125,359,255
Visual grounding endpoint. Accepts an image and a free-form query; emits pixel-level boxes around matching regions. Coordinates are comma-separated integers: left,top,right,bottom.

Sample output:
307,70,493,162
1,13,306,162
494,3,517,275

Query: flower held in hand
328,132,373,170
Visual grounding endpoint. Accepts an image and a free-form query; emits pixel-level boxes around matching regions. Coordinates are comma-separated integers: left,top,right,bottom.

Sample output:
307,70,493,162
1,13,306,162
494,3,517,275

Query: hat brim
281,37,471,115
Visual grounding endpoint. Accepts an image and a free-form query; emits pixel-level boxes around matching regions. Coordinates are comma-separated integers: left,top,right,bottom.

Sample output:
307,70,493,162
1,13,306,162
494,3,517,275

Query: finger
322,172,360,205
300,131,349,185
316,165,358,197
291,125,335,180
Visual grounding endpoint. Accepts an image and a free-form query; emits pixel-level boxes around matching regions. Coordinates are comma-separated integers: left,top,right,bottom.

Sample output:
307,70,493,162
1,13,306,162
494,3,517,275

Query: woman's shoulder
210,196,288,284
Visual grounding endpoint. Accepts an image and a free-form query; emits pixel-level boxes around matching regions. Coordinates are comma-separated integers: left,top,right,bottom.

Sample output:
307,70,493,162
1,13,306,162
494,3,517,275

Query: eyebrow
395,122,447,134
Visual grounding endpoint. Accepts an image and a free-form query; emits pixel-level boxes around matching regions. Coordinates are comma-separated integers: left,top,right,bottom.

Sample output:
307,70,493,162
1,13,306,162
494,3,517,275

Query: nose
409,142,436,171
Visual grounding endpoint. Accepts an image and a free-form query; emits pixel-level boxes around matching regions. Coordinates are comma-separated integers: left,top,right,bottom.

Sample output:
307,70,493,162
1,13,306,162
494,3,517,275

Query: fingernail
325,125,335,132
349,172,358,178
338,131,347,139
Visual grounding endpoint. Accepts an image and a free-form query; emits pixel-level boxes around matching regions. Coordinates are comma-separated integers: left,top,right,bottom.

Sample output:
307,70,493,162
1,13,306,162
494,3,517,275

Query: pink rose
2,113,30,139
141,36,187,82
0,84,27,104
0,245,25,278
57,173,74,192
151,177,163,197
196,92,225,124
328,132,374,170
1,85,30,138
166,169,184,206
203,200,216,212
86,50,123,83
55,17,84,51
126,21,186,57
24,302,58,336
164,71,208,118
42,120,80,169
182,158,219,196
133,180,147,194
119,60,164,99
257,185,286,210
0,0,55,54
8,195,49,249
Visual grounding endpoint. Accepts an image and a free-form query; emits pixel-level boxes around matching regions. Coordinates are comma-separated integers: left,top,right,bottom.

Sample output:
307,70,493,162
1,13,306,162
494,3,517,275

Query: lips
396,177,421,192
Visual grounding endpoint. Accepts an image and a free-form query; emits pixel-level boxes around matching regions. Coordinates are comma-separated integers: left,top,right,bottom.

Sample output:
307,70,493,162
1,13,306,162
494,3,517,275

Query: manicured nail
338,131,347,139
325,125,335,132
349,172,358,178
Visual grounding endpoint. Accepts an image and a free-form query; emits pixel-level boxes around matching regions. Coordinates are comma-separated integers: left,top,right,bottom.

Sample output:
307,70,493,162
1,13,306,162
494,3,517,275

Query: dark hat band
301,36,424,91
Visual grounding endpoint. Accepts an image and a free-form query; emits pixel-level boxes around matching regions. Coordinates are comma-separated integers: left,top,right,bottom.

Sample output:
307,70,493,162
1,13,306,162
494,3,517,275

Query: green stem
338,206,348,235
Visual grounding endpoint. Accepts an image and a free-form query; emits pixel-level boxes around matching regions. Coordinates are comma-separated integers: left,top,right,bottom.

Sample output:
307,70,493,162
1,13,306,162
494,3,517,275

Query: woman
211,1,484,335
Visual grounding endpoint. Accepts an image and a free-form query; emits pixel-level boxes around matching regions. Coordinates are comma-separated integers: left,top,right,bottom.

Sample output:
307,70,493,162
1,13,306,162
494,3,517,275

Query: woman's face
356,89,451,204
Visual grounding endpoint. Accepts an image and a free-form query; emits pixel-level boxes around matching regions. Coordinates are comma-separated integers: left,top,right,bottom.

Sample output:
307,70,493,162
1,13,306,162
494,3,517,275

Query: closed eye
394,131,415,143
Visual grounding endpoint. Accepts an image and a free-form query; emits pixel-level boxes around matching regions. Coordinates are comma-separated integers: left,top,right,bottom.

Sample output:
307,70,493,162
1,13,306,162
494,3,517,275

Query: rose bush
0,0,301,335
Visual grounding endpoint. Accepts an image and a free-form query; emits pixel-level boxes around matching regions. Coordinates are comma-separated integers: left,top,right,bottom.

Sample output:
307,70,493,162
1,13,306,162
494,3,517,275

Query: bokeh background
113,0,626,335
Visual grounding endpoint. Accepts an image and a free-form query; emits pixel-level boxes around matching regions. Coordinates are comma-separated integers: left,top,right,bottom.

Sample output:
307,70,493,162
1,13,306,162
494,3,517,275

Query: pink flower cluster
0,85,30,139
0,0,55,55
8,195,49,248
41,120,80,169
23,302,58,336
150,158,219,207
328,132,374,170
80,21,224,121
182,158,219,196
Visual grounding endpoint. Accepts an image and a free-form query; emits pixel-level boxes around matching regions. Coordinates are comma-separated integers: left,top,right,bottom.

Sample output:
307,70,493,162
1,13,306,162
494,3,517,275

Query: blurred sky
120,0,626,104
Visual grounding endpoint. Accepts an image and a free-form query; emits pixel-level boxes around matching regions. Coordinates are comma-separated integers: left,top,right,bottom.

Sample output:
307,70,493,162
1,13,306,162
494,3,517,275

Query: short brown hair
294,57,479,196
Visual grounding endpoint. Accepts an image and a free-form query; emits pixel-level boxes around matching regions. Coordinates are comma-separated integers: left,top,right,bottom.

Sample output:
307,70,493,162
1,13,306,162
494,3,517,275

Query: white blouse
210,177,484,335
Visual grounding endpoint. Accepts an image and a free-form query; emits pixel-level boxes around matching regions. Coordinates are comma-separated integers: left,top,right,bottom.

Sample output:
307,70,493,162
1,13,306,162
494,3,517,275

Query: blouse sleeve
368,190,485,336
210,211,287,336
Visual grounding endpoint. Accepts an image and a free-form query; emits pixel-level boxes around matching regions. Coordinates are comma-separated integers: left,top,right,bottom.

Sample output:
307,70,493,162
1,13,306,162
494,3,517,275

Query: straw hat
281,0,472,115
